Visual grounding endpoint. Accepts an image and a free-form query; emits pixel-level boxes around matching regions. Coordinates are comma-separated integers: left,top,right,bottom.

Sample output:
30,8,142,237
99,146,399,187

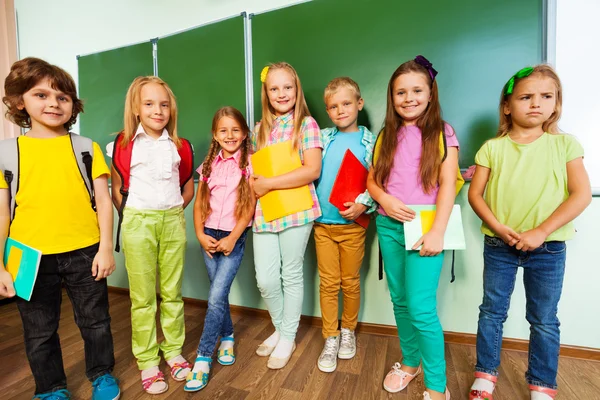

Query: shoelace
323,337,338,355
93,375,116,389
35,389,71,400
390,362,404,375
340,330,354,347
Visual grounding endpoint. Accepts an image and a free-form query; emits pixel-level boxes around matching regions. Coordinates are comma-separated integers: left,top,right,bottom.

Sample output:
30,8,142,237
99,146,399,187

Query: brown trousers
314,222,366,338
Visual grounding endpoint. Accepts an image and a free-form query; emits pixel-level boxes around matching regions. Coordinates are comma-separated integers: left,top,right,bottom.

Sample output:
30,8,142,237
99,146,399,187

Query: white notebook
403,204,466,251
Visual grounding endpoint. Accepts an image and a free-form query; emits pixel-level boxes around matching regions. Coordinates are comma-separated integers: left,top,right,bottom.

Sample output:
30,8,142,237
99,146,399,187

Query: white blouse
125,124,183,210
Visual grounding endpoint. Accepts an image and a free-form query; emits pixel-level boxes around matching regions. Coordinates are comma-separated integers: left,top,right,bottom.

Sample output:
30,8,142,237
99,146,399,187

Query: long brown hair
121,76,181,147
256,62,311,151
497,64,562,137
373,60,446,194
197,106,253,223
3,57,83,130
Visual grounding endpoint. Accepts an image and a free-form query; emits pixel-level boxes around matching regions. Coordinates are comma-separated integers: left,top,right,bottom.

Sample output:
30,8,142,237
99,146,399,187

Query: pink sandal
170,361,193,382
383,363,422,393
142,370,168,394
529,385,557,399
470,372,498,400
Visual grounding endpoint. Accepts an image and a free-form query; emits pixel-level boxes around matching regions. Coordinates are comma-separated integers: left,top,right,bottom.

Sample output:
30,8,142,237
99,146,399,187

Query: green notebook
3,238,42,301
404,204,466,251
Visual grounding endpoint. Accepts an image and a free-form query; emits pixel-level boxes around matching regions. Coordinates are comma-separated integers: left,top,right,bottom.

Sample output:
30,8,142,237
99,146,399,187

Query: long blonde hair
197,107,253,223
121,76,181,147
256,62,311,151
497,64,562,137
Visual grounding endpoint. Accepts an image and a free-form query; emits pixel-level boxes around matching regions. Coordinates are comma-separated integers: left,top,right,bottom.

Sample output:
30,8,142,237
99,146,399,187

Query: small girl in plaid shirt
252,62,323,369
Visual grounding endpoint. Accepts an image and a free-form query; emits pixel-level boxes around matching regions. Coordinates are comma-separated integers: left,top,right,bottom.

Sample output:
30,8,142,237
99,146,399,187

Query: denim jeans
16,243,115,395
475,235,566,389
196,227,248,357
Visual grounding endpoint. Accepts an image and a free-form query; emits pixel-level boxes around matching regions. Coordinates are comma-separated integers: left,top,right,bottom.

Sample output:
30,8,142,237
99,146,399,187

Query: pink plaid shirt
252,112,323,233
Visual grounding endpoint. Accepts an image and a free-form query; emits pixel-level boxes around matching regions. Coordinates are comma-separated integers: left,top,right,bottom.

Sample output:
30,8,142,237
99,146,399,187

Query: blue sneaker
33,389,71,400
92,374,120,400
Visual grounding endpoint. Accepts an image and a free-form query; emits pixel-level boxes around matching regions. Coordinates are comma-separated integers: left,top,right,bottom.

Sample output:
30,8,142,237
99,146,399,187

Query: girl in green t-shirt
468,65,592,400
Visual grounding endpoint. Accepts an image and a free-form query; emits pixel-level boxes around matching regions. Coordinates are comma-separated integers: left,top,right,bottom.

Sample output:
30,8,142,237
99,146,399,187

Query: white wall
555,0,600,191
13,0,600,349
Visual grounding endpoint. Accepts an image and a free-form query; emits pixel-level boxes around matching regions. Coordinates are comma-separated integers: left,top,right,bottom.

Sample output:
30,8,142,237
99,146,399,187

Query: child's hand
216,235,237,256
92,248,116,281
515,228,547,252
199,234,218,259
252,175,272,198
412,230,444,256
340,202,367,221
381,195,416,222
494,224,521,246
0,267,16,298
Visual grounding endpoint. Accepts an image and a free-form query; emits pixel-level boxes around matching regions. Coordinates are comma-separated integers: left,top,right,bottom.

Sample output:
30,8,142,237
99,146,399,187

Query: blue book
3,238,42,301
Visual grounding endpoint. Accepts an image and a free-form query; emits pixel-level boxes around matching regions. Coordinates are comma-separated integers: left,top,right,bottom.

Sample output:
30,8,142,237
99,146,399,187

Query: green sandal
217,336,235,365
184,357,211,392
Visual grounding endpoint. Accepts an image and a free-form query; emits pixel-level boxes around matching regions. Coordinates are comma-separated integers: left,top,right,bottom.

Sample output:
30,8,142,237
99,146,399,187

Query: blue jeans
475,235,566,389
196,227,248,357
16,243,115,395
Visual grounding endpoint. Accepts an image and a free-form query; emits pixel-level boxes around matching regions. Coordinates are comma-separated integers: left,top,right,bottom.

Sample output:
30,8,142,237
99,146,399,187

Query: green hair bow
504,66,534,95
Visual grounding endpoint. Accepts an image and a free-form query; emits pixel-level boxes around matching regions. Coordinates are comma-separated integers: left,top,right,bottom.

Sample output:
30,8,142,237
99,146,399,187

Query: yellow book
251,140,314,222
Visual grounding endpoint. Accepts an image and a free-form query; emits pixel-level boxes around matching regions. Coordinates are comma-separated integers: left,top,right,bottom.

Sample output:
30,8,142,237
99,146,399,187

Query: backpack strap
111,132,133,253
70,133,96,211
177,138,194,191
0,138,19,222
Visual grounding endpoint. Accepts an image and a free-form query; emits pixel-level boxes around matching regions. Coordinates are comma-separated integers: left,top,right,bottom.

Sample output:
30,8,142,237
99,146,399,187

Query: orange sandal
529,385,557,399
469,372,498,400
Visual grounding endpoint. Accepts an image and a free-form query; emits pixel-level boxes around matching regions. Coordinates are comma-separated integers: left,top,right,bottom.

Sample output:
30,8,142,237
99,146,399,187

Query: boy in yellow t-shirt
0,58,120,400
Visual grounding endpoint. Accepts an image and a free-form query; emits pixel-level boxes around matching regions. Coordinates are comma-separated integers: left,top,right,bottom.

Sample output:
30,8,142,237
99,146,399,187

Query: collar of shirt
274,110,295,125
133,123,171,142
321,125,376,166
214,148,242,166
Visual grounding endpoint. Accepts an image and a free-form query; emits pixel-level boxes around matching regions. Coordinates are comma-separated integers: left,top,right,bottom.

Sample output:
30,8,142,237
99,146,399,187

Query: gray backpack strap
69,133,96,211
0,138,19,221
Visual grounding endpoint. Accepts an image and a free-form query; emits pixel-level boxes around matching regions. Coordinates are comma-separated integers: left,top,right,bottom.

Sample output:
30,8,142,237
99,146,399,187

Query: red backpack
112,132,194,251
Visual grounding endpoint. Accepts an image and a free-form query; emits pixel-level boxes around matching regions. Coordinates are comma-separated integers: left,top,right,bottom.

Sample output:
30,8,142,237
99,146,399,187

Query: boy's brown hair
3,57,83,130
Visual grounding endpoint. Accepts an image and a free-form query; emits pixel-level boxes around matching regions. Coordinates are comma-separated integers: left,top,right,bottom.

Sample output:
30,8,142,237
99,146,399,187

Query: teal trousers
376,215,446,392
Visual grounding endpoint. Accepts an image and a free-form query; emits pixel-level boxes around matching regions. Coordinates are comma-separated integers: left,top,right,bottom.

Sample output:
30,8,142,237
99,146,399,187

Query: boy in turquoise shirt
314,77,376,373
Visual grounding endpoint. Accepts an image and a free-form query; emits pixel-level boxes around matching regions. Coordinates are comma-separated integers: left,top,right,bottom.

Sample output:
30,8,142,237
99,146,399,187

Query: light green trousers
122,206,186,370
253,223,313,341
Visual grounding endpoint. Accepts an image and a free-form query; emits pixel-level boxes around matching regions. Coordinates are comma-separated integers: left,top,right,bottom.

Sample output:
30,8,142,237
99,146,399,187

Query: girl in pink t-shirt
367,56,459,400
185,106,256,392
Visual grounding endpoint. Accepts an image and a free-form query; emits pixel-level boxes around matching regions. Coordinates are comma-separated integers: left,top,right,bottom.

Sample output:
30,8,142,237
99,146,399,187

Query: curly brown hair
3,57,83,130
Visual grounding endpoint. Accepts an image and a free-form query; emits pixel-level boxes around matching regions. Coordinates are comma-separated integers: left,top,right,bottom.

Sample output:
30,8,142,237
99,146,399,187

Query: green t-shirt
475,132,584,241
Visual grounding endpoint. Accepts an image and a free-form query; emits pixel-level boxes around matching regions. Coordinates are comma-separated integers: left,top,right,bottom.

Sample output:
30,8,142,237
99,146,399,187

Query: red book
329,149,370,229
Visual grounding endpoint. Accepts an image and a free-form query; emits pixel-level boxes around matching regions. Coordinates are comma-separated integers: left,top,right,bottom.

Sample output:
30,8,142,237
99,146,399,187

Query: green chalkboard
252,0,543,166
78,42,154,156
158,16,246,163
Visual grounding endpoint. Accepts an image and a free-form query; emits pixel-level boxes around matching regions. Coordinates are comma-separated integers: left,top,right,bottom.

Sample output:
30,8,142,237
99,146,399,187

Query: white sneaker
338,328,356,359
317,336,339,372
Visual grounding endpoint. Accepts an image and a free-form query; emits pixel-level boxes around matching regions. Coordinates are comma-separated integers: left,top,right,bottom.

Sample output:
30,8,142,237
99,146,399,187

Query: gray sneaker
338,328,356,359
317,336,339,372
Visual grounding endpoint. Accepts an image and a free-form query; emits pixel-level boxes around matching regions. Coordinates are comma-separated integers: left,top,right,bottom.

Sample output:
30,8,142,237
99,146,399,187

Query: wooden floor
0,291,598,400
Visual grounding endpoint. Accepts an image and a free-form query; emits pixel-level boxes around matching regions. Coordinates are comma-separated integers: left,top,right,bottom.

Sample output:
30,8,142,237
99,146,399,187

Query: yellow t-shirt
0,135,110,254
475,132,584,241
